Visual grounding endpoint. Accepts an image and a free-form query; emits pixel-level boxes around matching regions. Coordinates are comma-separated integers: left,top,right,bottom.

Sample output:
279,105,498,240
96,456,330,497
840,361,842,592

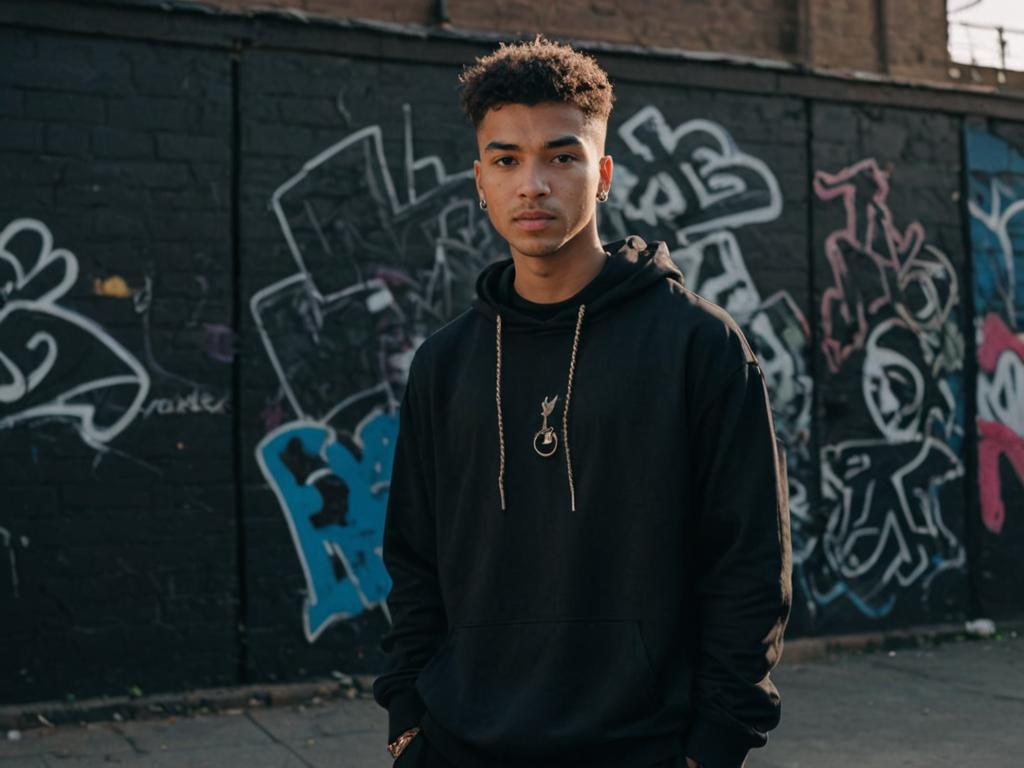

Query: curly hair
458,36,614,128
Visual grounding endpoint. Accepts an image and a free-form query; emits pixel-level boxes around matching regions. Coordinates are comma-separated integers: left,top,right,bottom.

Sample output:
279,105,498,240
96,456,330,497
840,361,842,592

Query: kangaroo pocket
415,618,659,754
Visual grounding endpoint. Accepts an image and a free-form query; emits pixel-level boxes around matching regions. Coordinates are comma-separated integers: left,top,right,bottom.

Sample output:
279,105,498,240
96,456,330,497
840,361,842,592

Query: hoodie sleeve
371,363,448,743
683,337,793,768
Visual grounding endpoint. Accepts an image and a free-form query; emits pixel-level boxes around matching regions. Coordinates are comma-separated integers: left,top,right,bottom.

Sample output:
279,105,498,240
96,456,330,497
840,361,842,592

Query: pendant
533,395,559,458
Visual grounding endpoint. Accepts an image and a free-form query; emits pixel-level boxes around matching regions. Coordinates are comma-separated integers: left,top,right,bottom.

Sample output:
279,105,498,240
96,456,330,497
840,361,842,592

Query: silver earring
479,199,488,210
597,190,609,203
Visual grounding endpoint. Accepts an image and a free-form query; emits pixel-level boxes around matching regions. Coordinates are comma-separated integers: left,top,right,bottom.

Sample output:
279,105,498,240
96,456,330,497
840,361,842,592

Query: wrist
387,727,420,758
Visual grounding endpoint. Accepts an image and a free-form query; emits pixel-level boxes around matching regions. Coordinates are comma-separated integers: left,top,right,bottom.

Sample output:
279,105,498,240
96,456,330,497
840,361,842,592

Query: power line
949,0,985,15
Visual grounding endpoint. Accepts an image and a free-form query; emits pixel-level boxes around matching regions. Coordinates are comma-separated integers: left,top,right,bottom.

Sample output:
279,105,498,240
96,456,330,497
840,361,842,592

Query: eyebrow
483,135,584,152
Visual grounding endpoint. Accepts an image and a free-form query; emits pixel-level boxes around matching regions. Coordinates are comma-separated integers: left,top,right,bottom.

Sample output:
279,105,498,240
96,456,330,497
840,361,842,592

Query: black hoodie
373,236,792,768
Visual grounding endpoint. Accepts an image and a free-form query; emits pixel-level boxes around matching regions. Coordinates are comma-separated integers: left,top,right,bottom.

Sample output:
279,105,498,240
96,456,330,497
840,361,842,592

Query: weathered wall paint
965,120,1024,618
0,29,238,704
237,51,502,682
805,105,969,633
1,22,1022,706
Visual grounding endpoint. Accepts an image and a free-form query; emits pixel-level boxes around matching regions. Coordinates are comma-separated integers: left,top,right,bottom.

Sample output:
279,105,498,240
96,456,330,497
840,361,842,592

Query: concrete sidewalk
2,634,1022,767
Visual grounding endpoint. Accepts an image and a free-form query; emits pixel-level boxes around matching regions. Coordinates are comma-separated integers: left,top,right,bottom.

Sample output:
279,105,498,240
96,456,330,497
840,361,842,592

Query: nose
517,160,550,199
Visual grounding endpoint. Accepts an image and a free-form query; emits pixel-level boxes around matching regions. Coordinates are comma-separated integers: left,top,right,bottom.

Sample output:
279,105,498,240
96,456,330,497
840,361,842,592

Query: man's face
473,101,612,261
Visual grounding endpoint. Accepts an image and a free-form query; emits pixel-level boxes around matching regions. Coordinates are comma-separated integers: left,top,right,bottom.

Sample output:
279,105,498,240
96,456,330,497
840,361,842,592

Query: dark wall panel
807,103,969,633
237,50,500,683
0,29,237,704
965,119,1024,619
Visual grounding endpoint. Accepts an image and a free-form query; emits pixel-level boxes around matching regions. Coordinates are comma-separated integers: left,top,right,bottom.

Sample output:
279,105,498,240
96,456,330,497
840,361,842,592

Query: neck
511,220,606,304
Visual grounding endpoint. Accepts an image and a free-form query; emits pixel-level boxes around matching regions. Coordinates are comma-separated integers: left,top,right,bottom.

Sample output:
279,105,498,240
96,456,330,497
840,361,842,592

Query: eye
553,153,577,164
494,156,517,166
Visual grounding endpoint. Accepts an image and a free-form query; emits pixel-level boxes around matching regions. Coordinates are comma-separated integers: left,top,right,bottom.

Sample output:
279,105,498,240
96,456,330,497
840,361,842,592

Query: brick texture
1,7,1022,708
0,28,237,704
198,0,956,82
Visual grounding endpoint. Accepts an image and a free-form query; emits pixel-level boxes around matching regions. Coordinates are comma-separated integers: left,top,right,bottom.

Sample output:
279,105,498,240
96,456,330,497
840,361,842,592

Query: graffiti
816,159,961,376
969,179,1024,325
809,159,965,621
976,314,1024,534
0,218,150,448
0,526,27,599
257,412,396,641
128,273,231,428
815,435,964,617
967,126,1024,537
261,398,288,432
978,421,1024,535
203,323,236,364
142,387,229,418
254,105,501,640
92,275,134,299
602,104,814,541
609,106,782,241
978,314,1024,437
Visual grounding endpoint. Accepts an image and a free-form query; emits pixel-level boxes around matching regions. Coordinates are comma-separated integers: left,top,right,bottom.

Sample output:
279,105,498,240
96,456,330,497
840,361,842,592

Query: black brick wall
964,117,1024,623
1,14,1022,707
0,27,237,704
806,103,970,634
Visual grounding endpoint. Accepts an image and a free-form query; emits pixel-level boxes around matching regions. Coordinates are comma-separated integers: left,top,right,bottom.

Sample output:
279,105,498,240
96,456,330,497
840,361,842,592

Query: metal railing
948,20,1024,72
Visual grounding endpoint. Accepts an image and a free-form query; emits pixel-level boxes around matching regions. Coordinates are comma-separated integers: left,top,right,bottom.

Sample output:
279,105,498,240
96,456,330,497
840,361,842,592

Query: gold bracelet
387,727,420,758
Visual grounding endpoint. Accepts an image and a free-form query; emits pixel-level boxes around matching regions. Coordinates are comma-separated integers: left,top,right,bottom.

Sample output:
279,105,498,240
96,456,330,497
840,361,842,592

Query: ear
599,154,613,195
473,159,483,199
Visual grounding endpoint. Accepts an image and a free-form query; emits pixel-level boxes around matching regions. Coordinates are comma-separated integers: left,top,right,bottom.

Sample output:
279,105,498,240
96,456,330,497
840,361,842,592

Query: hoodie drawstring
562,304,585,511
495,304,586,512
496,314,507,511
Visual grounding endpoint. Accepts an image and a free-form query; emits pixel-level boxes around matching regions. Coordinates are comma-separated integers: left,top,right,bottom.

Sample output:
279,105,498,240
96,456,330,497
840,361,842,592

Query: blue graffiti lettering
257,411,397,641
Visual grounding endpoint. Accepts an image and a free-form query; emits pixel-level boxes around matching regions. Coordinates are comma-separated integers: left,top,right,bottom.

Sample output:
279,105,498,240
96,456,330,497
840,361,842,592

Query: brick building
178,0,976,84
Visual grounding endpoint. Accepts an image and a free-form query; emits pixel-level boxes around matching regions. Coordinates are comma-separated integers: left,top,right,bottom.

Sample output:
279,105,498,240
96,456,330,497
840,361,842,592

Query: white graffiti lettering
0,218,150,447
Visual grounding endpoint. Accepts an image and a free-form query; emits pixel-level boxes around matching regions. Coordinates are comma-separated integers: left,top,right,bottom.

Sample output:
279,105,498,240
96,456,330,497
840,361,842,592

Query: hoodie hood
472,235,682,331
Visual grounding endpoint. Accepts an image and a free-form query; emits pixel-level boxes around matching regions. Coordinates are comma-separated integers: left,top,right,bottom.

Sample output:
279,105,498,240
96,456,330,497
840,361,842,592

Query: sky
947,0,1024,69
948,0,1024,27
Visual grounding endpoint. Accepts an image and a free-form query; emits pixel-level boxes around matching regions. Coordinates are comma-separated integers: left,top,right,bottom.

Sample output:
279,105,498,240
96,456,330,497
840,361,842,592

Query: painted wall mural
0,27,239,707
0,218,233,451
965,123,1024,616
808,157,966,624
0,217,150,447
253,106,502,640
967,127,1024,536
256,102,816,643
600,103,815,593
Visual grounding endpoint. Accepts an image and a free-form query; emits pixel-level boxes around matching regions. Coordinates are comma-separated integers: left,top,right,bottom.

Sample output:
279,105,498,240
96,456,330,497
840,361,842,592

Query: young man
373,38,792,768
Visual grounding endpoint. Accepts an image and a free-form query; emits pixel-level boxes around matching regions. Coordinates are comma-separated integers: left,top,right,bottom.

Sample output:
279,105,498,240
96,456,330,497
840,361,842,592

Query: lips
513,210,556,231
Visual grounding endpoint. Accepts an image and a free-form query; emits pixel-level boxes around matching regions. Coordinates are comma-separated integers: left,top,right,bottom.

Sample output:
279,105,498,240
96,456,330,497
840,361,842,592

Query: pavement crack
110,724,150,755
244,711,317,768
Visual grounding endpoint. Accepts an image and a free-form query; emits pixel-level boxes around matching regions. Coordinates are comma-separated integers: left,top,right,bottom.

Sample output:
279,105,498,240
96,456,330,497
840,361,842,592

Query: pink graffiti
977,313,1024,535
978,312,1024,371
814,159,957,373
978,421,1024,535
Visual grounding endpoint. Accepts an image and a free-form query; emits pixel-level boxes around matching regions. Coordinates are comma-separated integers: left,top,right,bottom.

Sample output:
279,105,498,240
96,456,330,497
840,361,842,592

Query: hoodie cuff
684,715,755,768
386,688,426,743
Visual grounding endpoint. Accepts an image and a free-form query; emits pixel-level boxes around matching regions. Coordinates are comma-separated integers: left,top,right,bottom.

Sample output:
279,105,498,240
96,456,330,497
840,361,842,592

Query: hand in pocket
393,731,423,766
